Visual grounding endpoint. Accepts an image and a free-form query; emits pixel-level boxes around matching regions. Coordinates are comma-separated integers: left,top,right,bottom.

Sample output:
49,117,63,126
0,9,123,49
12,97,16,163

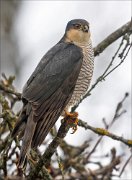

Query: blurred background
1,1,131,179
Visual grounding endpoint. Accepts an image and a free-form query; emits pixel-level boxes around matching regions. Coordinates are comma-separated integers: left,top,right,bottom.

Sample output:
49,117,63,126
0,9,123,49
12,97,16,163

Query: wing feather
22,42,83,148
22,42,82,104
31,68,80,148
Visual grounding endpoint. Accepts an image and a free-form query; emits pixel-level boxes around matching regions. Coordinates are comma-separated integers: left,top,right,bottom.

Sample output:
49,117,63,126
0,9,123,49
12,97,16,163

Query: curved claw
64,110,79,134
71,124,78,134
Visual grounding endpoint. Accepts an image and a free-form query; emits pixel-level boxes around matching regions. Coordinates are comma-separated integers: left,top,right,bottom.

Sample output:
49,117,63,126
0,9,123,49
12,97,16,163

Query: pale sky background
2,1,131,179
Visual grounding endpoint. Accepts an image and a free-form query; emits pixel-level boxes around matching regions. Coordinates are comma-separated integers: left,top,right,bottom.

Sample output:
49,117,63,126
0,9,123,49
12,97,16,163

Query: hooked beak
82,25,89,32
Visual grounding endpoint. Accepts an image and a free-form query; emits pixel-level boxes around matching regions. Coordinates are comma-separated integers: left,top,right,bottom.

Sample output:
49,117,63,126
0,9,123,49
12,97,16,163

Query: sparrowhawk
12,19,94,168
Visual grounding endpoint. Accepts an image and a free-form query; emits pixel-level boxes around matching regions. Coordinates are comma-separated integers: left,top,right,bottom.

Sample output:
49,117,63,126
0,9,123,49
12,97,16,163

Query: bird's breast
67,40,94,109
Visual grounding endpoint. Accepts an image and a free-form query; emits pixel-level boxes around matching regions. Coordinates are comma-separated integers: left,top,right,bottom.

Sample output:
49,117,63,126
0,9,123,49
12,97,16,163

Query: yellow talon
71,118,79,134
64,110,79,134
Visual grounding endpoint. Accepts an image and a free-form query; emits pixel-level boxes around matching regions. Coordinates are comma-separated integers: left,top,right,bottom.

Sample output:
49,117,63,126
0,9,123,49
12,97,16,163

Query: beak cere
83,25,89,32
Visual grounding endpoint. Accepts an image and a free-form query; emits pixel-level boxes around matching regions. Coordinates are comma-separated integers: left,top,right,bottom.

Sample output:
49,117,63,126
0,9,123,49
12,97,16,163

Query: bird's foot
64,111,79,134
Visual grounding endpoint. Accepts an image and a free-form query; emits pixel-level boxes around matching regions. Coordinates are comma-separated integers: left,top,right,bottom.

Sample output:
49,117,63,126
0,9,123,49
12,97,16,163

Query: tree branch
0,83,21,99
94,20,132,56
119,153,132,177
78,119,132,147
29,115,132,178
28,120,70,179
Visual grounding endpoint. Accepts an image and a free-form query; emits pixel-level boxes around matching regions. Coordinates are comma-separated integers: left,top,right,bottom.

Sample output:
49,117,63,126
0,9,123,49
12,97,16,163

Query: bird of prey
12,19,94,168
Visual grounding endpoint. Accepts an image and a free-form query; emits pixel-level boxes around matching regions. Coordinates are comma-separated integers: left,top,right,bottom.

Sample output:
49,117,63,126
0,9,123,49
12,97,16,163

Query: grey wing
22,42,83,148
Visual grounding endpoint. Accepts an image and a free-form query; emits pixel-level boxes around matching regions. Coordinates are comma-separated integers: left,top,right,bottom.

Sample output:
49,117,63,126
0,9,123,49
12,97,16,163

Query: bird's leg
64,110,79,134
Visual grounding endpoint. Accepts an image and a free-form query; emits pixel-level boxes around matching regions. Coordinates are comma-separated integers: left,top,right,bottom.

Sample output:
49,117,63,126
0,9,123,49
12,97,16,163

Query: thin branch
56,154,121,179
86,137,103,160
0,83,21,99
119,153,132,177
86,92,129,159
55,150,65,180
99,35,124,77
78,119,132,147
109,92,129,127
103,43,132,79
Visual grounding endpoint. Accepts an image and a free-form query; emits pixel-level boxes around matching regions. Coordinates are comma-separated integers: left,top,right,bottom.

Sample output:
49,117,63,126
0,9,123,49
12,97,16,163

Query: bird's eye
73,24,81,29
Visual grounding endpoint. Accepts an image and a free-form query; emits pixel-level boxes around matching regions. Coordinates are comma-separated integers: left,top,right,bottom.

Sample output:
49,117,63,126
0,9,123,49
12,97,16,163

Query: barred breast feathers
67,39,94,108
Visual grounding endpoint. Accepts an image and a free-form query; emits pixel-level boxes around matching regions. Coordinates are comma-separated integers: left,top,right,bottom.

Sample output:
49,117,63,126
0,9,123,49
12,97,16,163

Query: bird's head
65,19,91,44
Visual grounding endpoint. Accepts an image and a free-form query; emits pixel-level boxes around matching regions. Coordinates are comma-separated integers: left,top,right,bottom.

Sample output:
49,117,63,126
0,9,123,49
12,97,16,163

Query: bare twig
109,92,129,127
0,83,21,99
103,42,132,79
81,92,129,160
78,119,132,147
119,153,132,177
55,150,64,180
86,137,103,160
55,153,121,179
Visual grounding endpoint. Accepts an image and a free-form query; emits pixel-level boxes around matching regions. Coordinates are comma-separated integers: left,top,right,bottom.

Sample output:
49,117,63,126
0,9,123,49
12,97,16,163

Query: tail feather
12,103,30,138
12,114,27,138
18,112,36,168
